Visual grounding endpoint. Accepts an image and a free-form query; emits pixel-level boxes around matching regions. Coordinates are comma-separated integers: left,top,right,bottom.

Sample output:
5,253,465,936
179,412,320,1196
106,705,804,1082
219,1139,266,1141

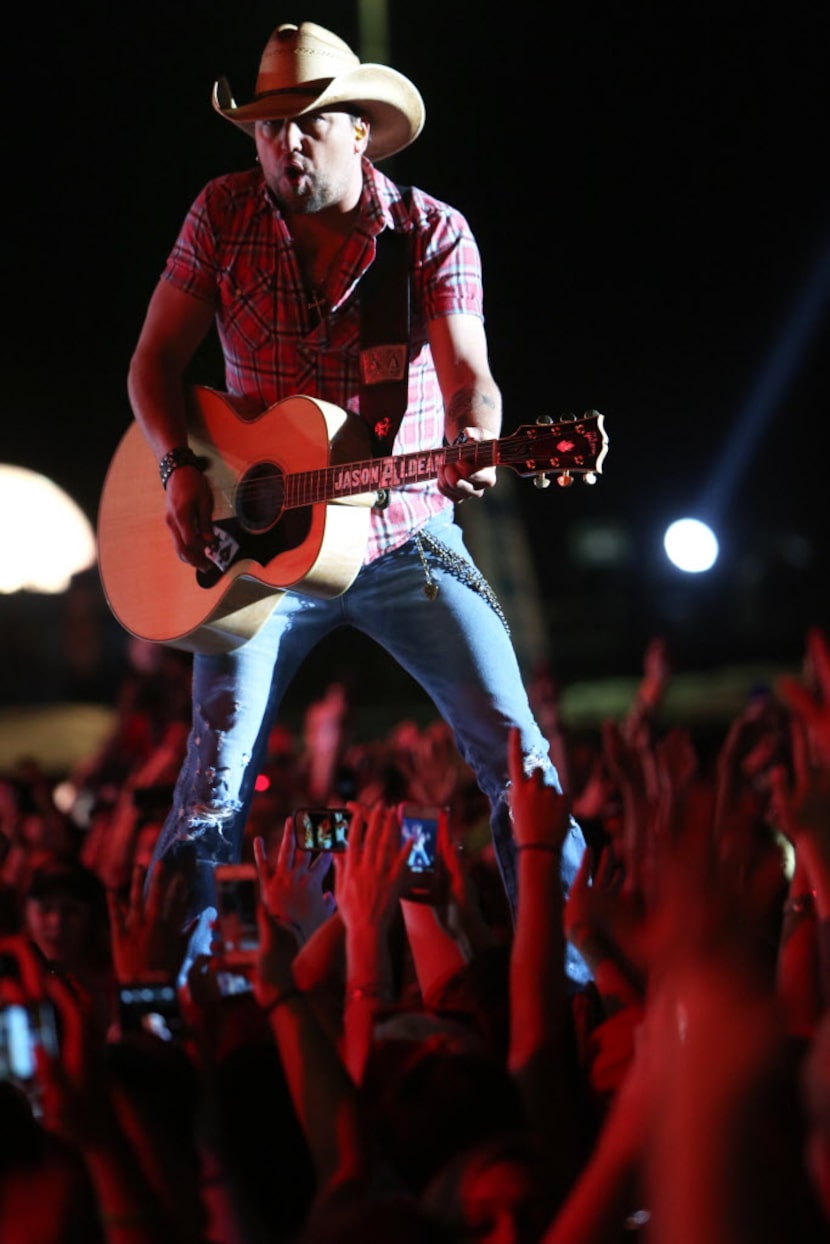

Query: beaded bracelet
262,986,304,1016
158,445,203,490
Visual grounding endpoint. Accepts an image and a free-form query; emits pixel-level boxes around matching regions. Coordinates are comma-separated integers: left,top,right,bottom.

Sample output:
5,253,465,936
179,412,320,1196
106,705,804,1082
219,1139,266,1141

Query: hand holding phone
398,803,448,899
0,942,60,1119
214,863,260,967
118,982,183,1041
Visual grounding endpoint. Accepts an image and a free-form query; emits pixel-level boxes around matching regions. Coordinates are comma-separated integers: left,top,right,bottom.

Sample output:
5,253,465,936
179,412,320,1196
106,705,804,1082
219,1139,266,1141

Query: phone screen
294,808,352,852
215,866,260,964
0,1000,60,1117
118,983,183,1041
399,807,441,873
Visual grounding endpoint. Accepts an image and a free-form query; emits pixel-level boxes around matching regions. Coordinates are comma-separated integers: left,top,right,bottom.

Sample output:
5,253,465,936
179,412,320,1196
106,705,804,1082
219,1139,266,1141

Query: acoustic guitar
97,386,608,654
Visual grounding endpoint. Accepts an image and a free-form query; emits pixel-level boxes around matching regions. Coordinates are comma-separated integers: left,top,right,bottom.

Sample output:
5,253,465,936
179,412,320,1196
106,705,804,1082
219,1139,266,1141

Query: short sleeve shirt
162,161,485,561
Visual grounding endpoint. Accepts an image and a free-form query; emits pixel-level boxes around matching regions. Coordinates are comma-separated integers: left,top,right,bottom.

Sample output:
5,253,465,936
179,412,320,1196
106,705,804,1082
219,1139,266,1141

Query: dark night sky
4,1,830,684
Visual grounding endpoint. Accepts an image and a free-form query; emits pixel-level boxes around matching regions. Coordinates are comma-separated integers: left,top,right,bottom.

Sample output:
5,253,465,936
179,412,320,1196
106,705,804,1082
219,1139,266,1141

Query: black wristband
159,446,202,490
262,986,304,1016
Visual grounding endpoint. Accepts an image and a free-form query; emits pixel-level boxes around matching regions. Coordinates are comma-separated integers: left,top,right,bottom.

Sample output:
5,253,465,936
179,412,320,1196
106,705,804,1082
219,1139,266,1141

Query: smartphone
118,982,183,1042
214,863,260,966
293,807,352,852
0,999,60,1118
398,803,446,875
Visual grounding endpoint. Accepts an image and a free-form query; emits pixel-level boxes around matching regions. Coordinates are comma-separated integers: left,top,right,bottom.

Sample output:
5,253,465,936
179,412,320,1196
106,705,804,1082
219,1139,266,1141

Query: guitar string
219,431,596,510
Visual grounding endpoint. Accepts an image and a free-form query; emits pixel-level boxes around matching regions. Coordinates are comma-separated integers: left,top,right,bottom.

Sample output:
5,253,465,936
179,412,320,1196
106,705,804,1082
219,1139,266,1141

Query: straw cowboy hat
212,21,425,161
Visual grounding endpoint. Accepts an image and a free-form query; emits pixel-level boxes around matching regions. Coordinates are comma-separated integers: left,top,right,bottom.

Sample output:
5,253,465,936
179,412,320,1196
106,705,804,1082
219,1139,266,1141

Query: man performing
125,19,590,986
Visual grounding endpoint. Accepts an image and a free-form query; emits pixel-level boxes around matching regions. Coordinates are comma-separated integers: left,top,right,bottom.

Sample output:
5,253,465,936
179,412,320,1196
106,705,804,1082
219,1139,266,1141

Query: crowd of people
3,17,827,1243
0,625,828,1243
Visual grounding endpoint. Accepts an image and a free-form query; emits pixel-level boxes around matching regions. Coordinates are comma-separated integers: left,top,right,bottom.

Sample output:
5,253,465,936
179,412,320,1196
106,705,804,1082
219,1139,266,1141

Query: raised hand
506,725,572,854
434,814,500,953
773,630,830,920
330,802,411,1081
303,681,351,804
107,856,192,984
253,821,336,947
777,627,830,765
623,634,671,744
599,718,654,900
332,802,410,936
642,855,788,1244
0,934,119,1146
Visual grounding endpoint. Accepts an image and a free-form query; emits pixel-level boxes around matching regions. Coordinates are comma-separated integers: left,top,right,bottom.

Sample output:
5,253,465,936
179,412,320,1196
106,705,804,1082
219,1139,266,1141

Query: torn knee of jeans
187,798,240,827
522,747,555,780
501,748,560,809
174,798,243,864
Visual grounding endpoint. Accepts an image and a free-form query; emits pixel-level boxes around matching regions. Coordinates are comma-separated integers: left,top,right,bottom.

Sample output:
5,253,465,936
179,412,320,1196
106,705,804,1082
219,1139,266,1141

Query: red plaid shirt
162,160,485,561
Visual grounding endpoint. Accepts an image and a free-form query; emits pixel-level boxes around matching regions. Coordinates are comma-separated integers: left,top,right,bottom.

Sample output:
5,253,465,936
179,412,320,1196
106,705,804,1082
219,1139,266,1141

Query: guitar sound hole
236,462,284,533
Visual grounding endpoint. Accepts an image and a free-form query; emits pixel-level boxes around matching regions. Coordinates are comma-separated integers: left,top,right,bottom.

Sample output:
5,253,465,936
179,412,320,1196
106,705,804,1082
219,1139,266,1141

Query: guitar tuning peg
560,411,577,422
583,472,598,486
556,471,574,488
535,414,553,426
583,409,601,419
533,473,551,489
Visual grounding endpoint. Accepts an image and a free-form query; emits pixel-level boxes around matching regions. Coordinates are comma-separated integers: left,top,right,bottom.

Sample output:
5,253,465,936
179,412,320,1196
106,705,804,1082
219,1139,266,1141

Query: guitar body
98,387,608,655
97,387,375,654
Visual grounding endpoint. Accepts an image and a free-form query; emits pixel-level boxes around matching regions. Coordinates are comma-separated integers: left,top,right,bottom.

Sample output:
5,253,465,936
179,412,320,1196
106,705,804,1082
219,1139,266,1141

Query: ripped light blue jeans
151,511,591,987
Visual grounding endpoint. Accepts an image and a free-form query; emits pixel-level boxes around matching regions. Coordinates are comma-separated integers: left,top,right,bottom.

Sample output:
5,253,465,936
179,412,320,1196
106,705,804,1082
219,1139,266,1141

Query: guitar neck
284,440,490,508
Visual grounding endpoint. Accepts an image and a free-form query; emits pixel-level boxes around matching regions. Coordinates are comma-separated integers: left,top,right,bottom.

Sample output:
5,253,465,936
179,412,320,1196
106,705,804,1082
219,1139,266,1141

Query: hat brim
212,64,425,162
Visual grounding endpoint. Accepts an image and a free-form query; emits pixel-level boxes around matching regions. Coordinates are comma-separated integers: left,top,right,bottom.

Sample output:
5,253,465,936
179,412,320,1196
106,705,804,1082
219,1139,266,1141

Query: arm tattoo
446,388,498,439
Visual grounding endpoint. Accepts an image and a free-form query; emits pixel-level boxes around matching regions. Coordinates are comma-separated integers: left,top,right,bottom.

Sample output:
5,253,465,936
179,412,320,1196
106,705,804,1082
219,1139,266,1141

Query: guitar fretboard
286,442,484,507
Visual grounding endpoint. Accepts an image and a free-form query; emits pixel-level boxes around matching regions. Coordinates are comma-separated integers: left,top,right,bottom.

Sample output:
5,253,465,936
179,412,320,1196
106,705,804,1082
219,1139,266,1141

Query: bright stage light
663,517,719,574
0,466,96,593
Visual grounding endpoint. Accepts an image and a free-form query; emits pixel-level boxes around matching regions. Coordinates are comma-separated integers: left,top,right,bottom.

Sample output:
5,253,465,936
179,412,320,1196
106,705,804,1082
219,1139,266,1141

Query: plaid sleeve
161,191,217,303
413,197,485,322
162,185,222,304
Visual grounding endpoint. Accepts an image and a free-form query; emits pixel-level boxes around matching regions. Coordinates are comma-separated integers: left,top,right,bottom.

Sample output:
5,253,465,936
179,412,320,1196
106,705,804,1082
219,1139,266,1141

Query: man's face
254,109,365,214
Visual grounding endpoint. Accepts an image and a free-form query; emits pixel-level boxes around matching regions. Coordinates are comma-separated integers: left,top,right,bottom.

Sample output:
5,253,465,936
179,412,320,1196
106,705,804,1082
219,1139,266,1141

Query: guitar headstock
500,411,609,488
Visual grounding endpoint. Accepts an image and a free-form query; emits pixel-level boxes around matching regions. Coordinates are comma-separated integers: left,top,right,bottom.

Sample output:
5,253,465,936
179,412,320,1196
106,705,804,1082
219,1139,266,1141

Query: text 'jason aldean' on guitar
97,386,609,655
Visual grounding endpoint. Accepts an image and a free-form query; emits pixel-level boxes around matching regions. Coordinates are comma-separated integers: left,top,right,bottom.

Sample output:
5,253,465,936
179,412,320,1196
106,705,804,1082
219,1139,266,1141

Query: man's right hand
165,466,215,569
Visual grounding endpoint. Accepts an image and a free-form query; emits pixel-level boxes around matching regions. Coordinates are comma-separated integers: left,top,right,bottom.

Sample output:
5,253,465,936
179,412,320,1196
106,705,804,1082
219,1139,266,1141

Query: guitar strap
359,185,412,457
